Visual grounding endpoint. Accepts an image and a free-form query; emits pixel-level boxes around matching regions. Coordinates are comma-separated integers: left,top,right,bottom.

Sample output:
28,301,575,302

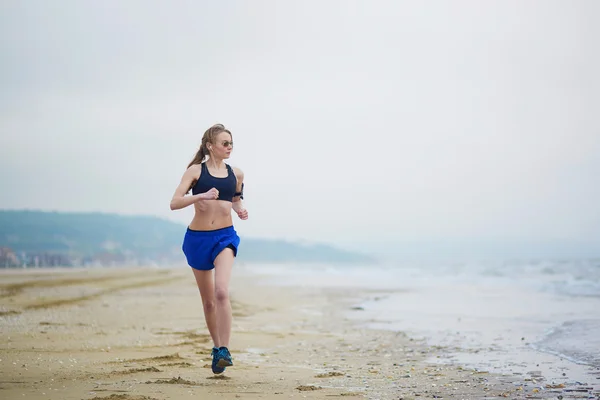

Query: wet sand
1,266,598,399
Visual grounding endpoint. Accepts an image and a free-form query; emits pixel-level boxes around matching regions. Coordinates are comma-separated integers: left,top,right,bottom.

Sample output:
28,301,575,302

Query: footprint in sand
112,367,162,375
158,362,193,367
152,329,212,347
0,310,21,316
115,353,185,364
315,371,345,378
296,385,322,391
145,376,200,385
88,394,160,400
207,375,231,380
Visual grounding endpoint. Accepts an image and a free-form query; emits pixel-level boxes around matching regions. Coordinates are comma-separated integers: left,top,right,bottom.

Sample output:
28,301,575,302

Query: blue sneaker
216,347,233,368
211,347,225,374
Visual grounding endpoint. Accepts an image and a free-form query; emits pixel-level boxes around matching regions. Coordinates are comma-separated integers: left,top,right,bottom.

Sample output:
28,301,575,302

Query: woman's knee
202,298,216,312
215,287,229,303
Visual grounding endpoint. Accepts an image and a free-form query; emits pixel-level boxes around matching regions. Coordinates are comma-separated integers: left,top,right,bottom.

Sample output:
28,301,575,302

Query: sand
1,266,598,400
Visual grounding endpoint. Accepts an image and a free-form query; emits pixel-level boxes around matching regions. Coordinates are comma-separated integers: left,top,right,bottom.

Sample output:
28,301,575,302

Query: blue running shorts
182,226,240,270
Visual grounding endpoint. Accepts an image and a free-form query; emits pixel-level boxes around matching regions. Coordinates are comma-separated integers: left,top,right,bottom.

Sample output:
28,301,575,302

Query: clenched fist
200,187,219,200
236,208,248,220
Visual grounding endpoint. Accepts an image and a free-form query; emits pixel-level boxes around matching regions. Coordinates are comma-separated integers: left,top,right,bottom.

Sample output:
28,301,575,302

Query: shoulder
231,165,244,180
185,163,203,178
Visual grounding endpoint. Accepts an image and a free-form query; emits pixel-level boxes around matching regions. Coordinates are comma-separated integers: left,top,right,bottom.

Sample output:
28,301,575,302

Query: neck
206,157,225,169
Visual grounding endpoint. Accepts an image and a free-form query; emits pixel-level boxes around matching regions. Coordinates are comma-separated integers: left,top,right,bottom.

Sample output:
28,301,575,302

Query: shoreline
345,292,600,386
1,266,599,399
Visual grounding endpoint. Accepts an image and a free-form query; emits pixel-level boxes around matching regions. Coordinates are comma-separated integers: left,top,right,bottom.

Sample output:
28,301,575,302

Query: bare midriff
188,199,233,231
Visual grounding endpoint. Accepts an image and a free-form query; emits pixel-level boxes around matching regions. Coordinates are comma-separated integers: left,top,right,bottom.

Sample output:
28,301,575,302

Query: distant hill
0,210,375,266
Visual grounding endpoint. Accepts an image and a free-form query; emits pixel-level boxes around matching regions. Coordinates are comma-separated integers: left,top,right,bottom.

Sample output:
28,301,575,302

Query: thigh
214,247,235,290
192,268,215,301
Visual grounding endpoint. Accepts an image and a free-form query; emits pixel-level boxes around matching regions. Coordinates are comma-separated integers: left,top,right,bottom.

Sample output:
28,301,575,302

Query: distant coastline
0,209,376,268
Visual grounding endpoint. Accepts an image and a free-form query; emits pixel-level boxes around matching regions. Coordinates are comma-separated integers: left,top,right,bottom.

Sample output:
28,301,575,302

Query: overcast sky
1,1,599,254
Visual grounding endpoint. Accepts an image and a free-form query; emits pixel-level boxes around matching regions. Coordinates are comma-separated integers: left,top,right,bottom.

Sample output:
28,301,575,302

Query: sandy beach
1,266,598,400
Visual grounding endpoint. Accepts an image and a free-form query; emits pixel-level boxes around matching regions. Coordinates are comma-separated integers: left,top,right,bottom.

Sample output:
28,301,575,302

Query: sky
1,1,599,257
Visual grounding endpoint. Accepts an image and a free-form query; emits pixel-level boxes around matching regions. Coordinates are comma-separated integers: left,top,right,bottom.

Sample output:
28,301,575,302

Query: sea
247,258,600,384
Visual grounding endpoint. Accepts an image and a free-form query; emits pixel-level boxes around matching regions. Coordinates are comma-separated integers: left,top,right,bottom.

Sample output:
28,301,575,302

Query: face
209,131,233,159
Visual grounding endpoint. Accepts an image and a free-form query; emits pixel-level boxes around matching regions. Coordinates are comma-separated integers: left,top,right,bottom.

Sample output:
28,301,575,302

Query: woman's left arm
232,167,248,220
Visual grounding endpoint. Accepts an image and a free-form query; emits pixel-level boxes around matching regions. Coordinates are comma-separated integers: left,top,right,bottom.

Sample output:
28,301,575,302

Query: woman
170,123,248,374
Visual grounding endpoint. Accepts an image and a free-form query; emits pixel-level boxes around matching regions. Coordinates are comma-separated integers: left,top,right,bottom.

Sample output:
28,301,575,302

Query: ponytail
185,144,207,193
187,144,206,168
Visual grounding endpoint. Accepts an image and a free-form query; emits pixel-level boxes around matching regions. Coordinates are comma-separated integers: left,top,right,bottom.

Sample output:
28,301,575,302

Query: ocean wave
531,319,600,368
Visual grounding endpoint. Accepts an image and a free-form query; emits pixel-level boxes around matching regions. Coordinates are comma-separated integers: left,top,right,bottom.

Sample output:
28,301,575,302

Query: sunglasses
220,140,234,147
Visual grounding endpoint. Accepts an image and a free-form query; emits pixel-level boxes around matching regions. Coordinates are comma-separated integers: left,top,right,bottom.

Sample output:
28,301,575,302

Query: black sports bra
191,163,242,202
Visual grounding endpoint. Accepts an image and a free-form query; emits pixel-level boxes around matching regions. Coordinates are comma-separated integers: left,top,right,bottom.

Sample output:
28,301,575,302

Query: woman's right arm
170,165,217,210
